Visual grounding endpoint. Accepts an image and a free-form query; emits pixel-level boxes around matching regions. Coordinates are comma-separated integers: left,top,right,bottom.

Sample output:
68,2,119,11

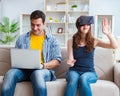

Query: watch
41,63,44,69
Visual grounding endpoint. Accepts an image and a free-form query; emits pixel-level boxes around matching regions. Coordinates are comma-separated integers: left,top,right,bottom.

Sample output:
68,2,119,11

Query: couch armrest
114,64,120,89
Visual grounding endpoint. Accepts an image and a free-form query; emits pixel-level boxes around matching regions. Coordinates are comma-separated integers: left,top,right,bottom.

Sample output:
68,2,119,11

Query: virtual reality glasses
77,16,94,26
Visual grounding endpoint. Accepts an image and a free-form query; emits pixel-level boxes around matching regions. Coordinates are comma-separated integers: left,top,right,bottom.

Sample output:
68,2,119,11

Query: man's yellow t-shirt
30,33,45,64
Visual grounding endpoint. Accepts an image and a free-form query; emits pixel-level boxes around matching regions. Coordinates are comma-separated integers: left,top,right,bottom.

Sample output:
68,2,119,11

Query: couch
0,46,120,96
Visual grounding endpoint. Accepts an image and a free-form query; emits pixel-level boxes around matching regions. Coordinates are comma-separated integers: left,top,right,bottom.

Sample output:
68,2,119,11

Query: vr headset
76,16,94,27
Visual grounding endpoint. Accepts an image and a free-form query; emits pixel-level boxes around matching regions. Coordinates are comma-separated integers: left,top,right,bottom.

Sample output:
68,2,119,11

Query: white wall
89,0,120,37
1,0,120,36
0,0,2,21
1,0,44,21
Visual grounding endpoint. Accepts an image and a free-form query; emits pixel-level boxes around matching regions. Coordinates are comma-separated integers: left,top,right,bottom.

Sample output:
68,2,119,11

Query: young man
1,10,62,96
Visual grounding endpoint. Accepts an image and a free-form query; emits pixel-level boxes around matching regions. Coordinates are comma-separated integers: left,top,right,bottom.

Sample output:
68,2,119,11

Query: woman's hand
102,18,111,36
67,59,76,67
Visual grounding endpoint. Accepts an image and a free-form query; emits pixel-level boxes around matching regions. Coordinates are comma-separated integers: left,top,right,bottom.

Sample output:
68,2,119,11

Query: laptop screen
10,48,42,69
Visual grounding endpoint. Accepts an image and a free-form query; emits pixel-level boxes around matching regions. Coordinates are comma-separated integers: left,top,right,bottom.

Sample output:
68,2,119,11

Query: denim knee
30,69,51,87
66,70,79,85
79,72,98,85
30,69,51,96
1,69,24,96
30,70,44,81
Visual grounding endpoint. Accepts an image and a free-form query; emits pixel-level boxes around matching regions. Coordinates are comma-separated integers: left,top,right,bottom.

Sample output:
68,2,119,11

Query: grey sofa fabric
0,47,120,96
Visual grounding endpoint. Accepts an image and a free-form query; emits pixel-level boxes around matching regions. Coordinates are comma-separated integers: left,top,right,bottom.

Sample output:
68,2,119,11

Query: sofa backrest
0,47,114,81
0,47,11,75
55,47,114,81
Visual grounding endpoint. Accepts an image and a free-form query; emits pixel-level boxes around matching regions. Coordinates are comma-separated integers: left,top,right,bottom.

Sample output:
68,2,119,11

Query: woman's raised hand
102,18,111,35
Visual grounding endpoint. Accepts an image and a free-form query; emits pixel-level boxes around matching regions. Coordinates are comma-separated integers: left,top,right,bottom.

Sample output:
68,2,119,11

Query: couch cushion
91,80,119,96
94,48,114,81
0,47,11,76
54,47,69,78
0,76,119,96
0,76,66,96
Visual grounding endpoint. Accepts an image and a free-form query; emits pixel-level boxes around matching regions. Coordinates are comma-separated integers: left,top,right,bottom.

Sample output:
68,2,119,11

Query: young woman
64,16,118,96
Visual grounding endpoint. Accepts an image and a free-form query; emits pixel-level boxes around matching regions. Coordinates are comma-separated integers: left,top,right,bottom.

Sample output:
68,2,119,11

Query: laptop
10,48,43,69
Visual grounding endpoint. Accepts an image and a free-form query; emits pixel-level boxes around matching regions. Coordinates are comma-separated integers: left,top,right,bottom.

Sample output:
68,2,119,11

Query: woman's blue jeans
64,70,98,96
1,68,51,96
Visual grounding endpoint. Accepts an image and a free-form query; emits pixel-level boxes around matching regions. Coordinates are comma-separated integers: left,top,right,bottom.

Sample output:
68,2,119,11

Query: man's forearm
43,60,60,69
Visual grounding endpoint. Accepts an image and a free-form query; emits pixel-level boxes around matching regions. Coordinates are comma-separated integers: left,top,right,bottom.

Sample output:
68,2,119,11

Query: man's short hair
30,10,46,23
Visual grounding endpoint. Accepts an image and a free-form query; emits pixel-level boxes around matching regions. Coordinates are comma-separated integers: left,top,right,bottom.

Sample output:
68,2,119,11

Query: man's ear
43,22,46,26
43,22,47,30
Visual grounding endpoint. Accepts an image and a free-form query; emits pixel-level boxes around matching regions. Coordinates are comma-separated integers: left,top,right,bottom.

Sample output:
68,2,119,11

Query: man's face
31,18,45,36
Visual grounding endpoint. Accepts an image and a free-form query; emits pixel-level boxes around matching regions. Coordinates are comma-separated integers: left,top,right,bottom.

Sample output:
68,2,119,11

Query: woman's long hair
73,18,94,53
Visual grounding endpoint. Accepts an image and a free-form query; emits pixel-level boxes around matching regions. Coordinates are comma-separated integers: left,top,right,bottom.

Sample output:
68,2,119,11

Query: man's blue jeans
1,68,51,96
64,70,98,96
